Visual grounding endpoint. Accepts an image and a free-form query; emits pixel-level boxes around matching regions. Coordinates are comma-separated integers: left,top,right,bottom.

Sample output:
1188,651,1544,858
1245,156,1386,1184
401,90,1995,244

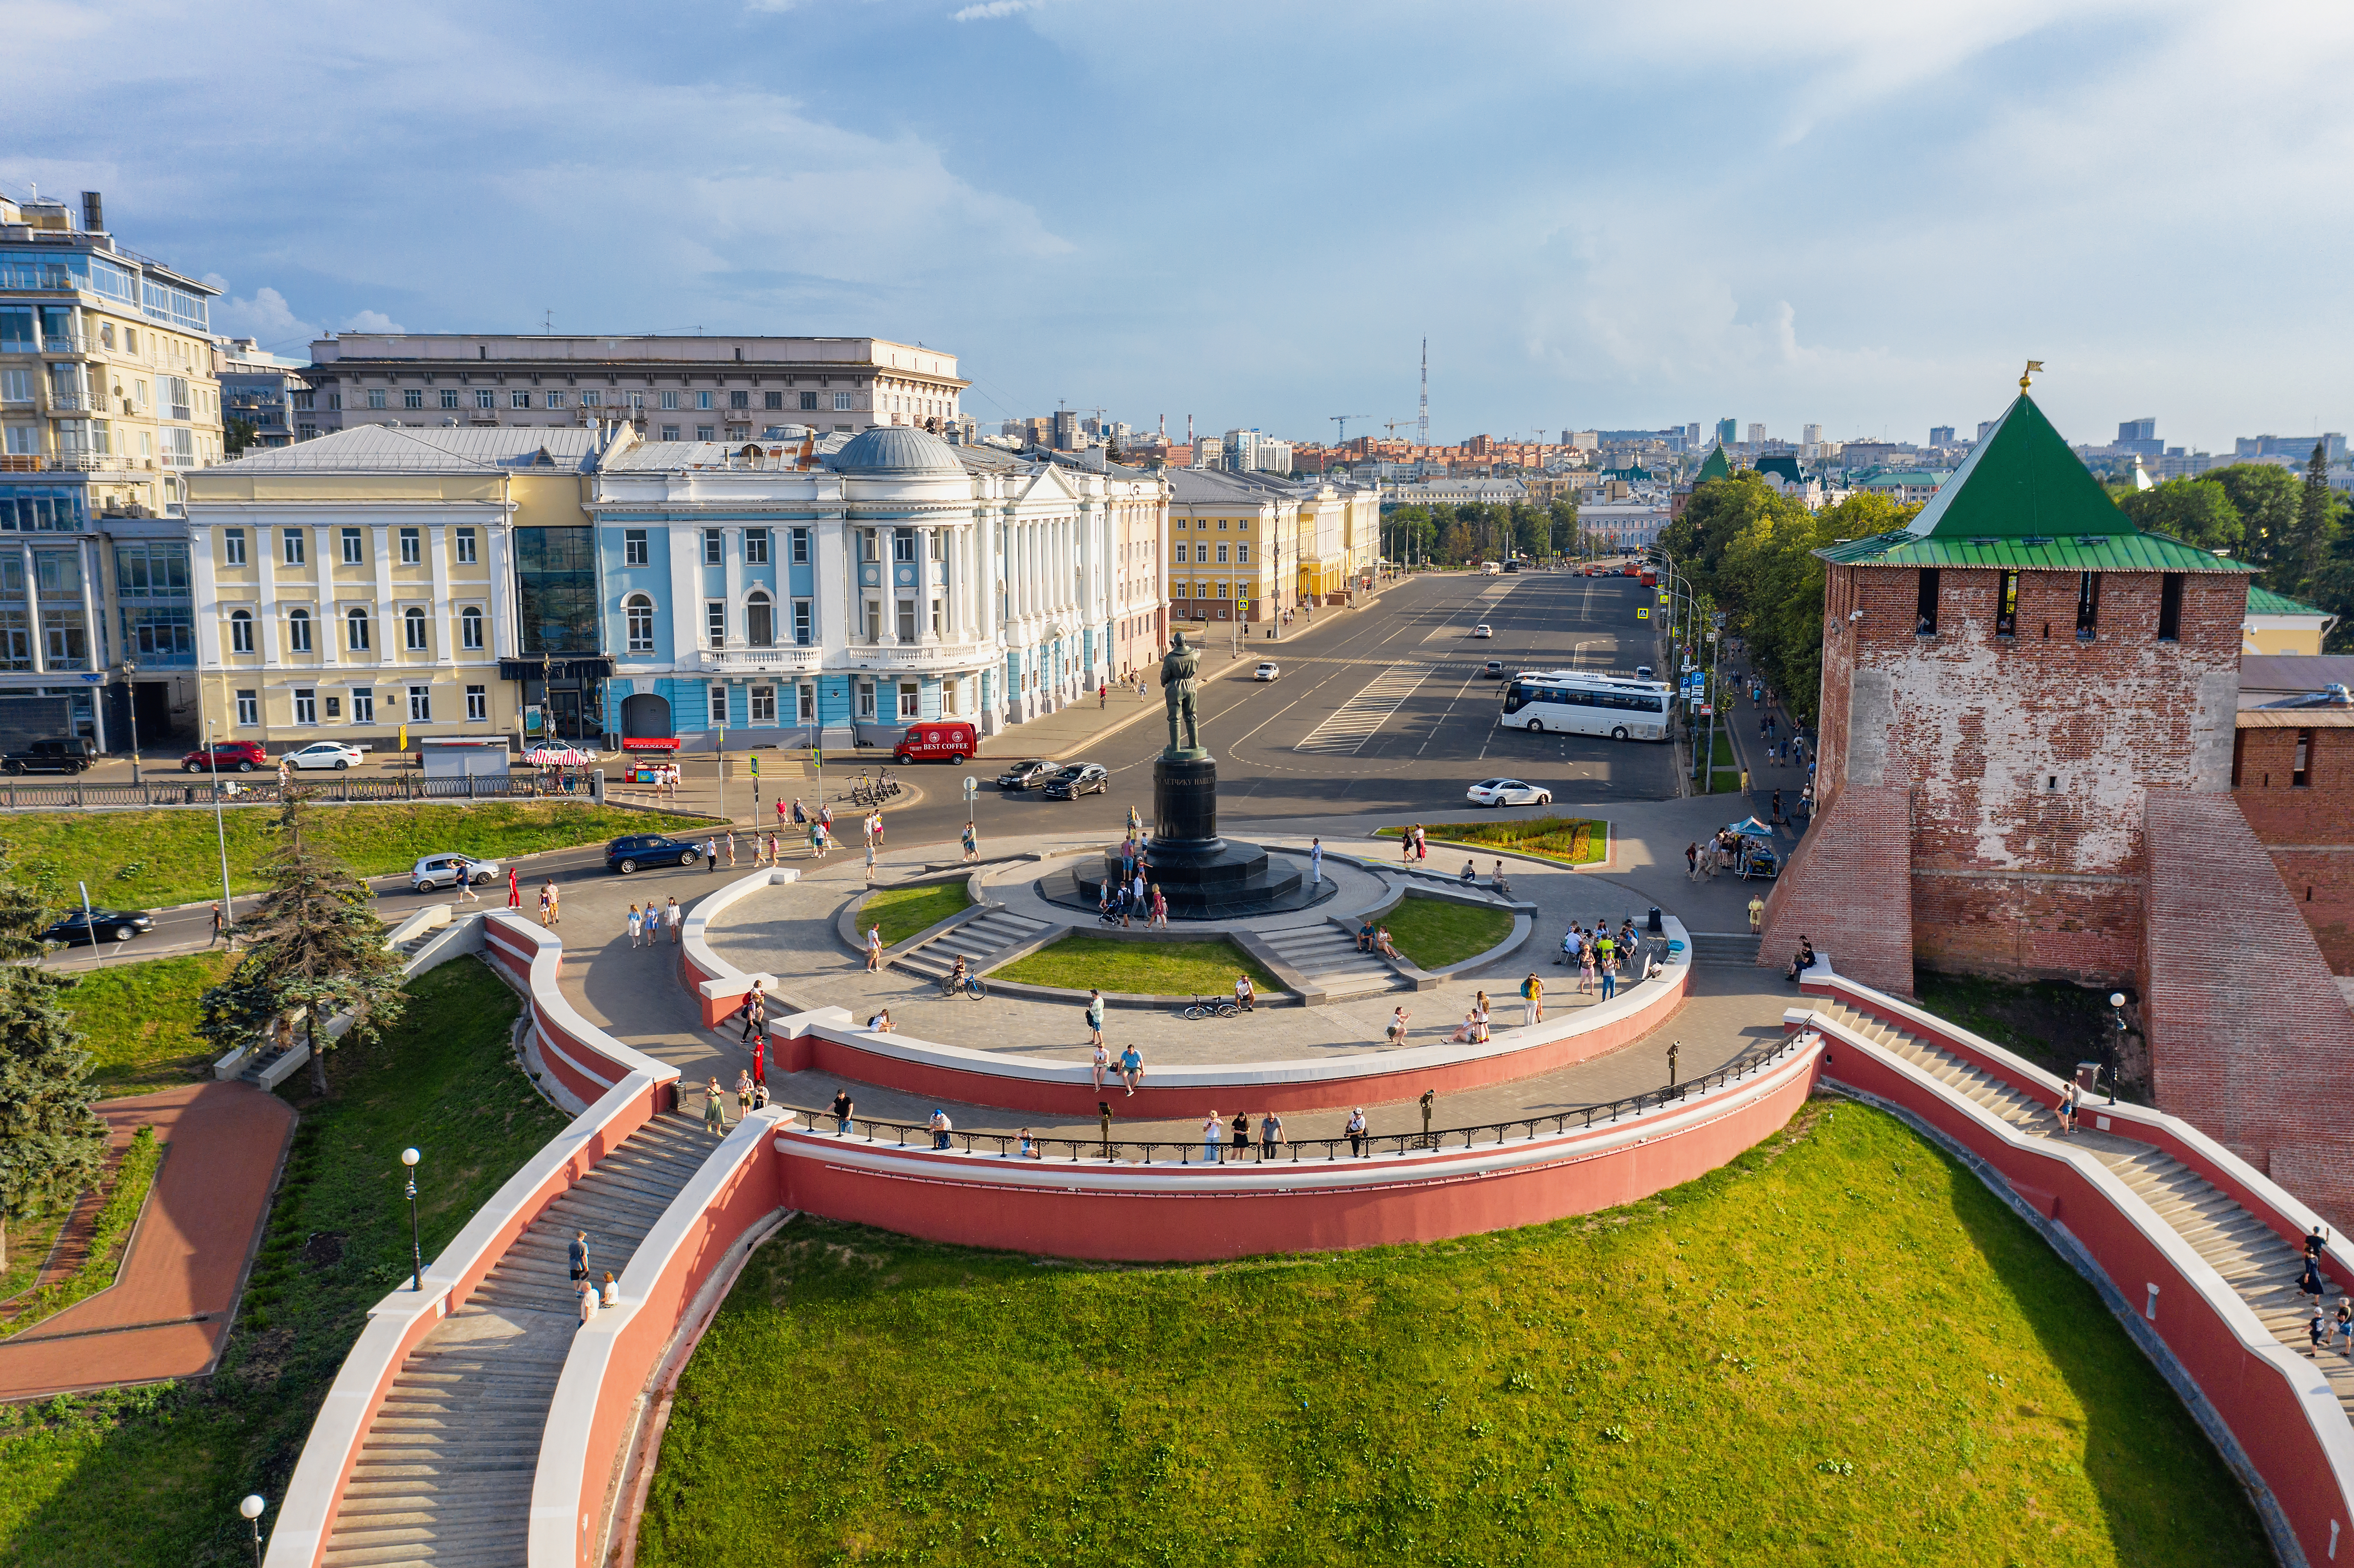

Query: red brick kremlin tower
1763,375,2354,1221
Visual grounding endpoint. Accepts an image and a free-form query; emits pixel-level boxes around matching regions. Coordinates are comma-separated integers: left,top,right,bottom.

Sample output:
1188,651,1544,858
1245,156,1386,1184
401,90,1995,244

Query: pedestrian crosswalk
1293,663,1435,755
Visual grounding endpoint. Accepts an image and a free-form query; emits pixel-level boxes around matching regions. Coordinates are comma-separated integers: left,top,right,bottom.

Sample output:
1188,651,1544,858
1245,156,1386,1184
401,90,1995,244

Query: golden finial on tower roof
2021,360,2045,392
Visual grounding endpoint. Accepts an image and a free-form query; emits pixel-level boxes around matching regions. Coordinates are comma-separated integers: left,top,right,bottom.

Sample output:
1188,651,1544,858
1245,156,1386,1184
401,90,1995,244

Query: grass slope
1382,815,1608,866
641,1101,2265,1568
1380,897,1514,969
993,934,1282,997
0,801,703,909
1,1126,161,1338
0,959,563,1566
61,951,237,1097
861,883,974,948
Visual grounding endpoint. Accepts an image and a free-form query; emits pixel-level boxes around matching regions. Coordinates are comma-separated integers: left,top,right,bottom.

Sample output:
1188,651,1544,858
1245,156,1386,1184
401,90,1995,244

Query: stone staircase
1257,922,1406,997
895,908,1055,982
1685,930,1763,965
1817,999,2354,1422
320,1111,712,1568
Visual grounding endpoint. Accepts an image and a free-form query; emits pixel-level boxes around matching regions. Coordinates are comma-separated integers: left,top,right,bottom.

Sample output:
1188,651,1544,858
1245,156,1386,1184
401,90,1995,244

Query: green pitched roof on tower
1694,445,1733,483
1816,386,2250,574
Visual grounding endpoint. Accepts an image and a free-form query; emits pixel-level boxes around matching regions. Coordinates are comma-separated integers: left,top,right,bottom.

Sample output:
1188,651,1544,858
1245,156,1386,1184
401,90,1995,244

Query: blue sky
7,0,2350,453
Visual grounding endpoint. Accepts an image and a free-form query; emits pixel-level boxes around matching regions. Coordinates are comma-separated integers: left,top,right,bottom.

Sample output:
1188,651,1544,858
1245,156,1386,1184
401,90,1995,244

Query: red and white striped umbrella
527,746,595,765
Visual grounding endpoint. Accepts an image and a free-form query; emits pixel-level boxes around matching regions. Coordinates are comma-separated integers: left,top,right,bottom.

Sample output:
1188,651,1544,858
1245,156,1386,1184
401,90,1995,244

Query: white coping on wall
528,1108,789,1568
1800,994,2354,1543
488,914,678,1090
771,1033,1818,1194
683,868,797,1006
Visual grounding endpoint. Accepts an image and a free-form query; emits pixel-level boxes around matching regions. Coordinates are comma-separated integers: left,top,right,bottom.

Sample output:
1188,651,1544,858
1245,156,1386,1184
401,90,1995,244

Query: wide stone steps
1256,924,1403,994
1820,1001,2354,1423
1685,930,1763,965
321,1111,711,1568
898,908,1053,980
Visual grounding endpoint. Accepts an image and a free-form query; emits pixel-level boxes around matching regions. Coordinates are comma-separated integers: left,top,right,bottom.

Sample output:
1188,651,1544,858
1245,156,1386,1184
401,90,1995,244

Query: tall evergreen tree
2292,440,2342,596
0,852,105,1271
197,793,407,1097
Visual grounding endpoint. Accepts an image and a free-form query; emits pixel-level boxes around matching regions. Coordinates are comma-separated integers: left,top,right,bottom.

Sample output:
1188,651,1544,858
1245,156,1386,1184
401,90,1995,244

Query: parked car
1471,624,1494,639
183,740,267,774
1040,762,1109,800
4,737,96,775
41,905,153,945
996,759,1060,791
1253,662,1280,681
285,740,366,772
411,853,503,893
1481,660,1506,679
1465,778,1553,808
894,721,976,765
606,833,702,874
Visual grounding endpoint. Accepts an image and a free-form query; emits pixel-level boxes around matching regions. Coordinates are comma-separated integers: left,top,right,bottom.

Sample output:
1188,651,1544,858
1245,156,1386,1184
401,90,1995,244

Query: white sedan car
1471,624,1494,638
1466,778,1552,808
1253,662,1280,681
285,741,366,771
411,853,503,892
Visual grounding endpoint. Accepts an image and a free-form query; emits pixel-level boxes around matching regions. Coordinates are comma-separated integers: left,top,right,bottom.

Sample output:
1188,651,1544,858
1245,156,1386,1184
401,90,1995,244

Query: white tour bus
1498,670,1672,741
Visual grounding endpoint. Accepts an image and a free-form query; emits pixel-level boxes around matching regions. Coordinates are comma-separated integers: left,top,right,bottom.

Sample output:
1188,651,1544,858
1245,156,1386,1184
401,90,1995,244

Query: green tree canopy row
1382,497,1587,567
2118,448,2350,646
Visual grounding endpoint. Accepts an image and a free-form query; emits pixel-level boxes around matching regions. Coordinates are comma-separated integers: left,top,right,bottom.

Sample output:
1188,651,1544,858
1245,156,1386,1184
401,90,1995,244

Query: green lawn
0,959,564,1566
1917,972,2143,1104
639,1101,2264,1568
1380,896,1515,969
993,935,1283,997
860,881,974,948
59,951,237,1098
1700,727,1740,794
0,801,704,910
1,1126,160,1338
1383,815,1608,867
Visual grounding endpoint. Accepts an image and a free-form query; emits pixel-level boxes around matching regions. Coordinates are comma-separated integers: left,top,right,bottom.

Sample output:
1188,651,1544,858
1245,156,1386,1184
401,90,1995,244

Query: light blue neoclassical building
588,426,1168,750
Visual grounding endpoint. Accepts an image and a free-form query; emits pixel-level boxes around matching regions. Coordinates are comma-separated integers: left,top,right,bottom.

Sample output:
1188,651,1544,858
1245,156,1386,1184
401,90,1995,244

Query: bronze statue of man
1160,632,1202,753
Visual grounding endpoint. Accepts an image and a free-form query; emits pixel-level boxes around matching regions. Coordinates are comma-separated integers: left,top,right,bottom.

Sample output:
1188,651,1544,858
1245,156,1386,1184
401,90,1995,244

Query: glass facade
514,526,600,653
0,487,85,532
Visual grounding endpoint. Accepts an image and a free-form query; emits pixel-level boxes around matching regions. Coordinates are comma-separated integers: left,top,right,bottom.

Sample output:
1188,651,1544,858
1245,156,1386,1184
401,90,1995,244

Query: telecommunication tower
1417,338,1429,447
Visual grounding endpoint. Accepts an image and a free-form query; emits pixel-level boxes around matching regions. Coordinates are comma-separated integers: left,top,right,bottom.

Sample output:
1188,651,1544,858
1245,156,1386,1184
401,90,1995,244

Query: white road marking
1293,664,1436,755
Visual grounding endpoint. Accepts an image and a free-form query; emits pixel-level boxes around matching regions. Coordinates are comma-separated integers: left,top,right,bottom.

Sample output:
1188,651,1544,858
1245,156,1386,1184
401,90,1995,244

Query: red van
894,722,977,765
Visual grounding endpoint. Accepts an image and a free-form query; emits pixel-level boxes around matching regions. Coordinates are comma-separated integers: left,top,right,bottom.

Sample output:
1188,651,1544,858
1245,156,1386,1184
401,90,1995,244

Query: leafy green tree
1547,497,1581,556
0,853,105,1270
2118,478,2242,552
197,793,407,1098
2204,464,2300,577
224,416,261,458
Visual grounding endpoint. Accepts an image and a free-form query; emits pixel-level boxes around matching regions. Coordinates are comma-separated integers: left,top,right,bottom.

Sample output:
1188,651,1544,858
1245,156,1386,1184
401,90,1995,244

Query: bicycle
938,971,988,1000
1178,994,1239,1020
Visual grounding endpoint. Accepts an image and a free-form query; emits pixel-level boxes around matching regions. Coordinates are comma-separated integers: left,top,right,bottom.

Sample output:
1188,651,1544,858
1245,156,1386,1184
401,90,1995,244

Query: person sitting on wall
1786,937,1817,982
1376,927,1401,962
1358,916,1378,953
868,1008,895,1033
1460,859,1479,886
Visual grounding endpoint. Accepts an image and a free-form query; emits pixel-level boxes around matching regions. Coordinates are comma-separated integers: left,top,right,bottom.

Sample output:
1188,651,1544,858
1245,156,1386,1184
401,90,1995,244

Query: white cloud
953,0,1038,19
206,282,322,350
341,310,407,334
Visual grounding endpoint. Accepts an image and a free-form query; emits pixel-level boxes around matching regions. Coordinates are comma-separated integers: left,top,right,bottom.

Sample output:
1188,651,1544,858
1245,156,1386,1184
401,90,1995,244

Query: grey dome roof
827,426,965,476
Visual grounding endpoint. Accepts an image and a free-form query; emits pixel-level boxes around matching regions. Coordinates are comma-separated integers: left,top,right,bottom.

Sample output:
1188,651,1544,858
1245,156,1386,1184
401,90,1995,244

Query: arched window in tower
625,594,656,653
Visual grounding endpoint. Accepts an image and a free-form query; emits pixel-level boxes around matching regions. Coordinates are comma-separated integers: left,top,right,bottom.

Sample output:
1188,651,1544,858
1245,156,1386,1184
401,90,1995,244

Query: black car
42,905,153,945
996,759,1059,791
1040,763,1109,800
5,737,96,775
606,833,702,874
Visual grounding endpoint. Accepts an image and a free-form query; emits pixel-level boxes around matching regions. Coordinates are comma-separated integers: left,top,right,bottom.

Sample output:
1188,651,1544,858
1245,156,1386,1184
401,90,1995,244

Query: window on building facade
792,599,812,645
288,608,313,653
892,531,914,564
400,527,420,564
546,392,566,410
367,387,387,409
467,684,488,721
41,607,84,665
1915,569,1940,635
404,607,428,650
511,391,531,409
864,599,881,641
454,528,476,565
581,390,601,408
1995,571,2019,637
860,532,878,563
800,391,818,411
790,527,810,564
460,606,483,650
2075,572,2100,640
1236,544,1249,563
236,689,258,726
283,529,305,565
294,688,318,724
695,425,715,441
349,688,374,723
897,681,919,719
327,392,342,410
224,529,246,566
514,526,598,655
476,389,495,410
660,425,679,441
622,529,649,566
408,685,431,722
834,392,852,411
929,597,943,636
229,609,254,653
856,679,876,719
729,390,749,410
709,683,729,726
797,682,816,722
660,390,679,411
2158,573,2184,641
703,529,723,566
440,389,460,409
347,607,371,650
2296,727,2315,787
1195,543,1208,563
402,388,423,410
625,594,655,653
342,526,364,564
765,391,783,410
1216,544,1229,564
746,592,774,647
746,529,769,564
706,601,726,647
749,684,775,723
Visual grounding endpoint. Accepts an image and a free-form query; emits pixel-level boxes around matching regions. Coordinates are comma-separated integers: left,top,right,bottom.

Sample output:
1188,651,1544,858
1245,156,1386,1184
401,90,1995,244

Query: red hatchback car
182,740,268,774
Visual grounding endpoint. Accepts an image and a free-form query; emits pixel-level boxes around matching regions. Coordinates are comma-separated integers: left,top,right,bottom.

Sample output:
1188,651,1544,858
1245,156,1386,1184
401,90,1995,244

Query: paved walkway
0,1081,293,1400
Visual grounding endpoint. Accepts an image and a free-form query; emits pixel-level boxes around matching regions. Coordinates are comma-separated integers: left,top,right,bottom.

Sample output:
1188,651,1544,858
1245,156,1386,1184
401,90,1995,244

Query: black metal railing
774,1033,1809,1167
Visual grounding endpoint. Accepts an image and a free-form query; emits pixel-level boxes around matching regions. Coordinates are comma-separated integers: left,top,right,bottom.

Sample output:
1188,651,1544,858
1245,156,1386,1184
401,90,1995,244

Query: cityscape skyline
7,0,2350,453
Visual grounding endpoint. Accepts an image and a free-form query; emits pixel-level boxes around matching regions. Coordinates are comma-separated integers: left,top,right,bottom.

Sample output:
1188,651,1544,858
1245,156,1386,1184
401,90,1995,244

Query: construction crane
1330,414,1373,444
1381,419,1415,439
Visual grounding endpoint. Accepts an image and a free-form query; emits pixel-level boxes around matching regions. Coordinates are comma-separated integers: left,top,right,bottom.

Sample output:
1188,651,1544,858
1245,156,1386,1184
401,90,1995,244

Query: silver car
411,853,502,892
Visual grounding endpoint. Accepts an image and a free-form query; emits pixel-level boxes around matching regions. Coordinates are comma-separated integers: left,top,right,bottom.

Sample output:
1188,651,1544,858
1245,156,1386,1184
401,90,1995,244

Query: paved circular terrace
702,831,1684,1070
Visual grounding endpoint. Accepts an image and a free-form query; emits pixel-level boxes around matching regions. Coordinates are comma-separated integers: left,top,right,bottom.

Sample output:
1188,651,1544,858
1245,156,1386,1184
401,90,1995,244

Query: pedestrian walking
2338,1297,2354,1357
209,901,225,946
1118,1044,1143,1095
453,858,480,902
568,1230,591,1286
830,1088,854,1135
866,924,883,971
1685,842,1699,880
1309,837,1323,887
1771,787,1784,825
962,820,978,863
1346,1107,1368,1157
508,868,521,908
1085,989,1106,1048
1521,971,1543,1027
725,831,738,868
1667,1039,1681,1088
2301,1252,2327,1306
2056,1081,2078,1136
1259,1111,1284,1162
704,1077,726,1136
704,837,719,873
864,840,877,885
1099,681,1108,708
1202,1111,1224,1164
627,903,644,948
665,896,682,943
1598,951,1617,1001
1747,893,1764,934
738,982,766,1043
1151,884,1168,927
542,880,560,927
750,1035,766,1087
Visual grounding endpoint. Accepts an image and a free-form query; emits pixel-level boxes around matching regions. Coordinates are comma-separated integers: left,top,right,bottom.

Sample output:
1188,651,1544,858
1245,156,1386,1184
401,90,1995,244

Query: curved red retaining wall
769,971,1688,1119
771,1040,1820,1262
